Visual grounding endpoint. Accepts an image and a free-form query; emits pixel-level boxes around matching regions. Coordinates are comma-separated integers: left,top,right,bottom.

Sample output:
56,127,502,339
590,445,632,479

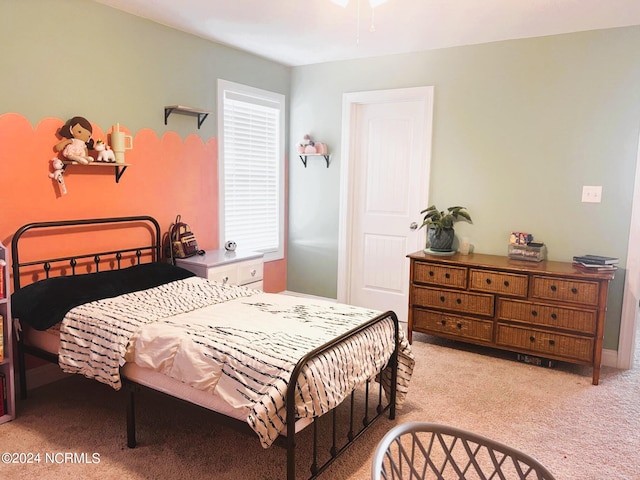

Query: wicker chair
371,422,557,480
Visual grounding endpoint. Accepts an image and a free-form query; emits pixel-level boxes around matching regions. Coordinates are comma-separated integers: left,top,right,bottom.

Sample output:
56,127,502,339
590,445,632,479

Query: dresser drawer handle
440,296,445,302
504,280,510,287
441,319,446,326
456,298,462,304
531,310,538,317
549,339,556,346
429,271,435,276
550,285,557,292
571,287,578,294
485,278,492,285
551,313,557,320
445,273,451,279
529,335,536,343
250,269,257,277
456,323,463,329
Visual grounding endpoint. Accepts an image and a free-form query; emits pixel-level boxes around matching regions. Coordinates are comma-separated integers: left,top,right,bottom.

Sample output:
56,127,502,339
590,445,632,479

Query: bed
10,216,415,480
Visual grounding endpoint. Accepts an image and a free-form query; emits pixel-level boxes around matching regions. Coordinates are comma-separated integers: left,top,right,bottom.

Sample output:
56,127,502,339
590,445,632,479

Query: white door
338,87,433,324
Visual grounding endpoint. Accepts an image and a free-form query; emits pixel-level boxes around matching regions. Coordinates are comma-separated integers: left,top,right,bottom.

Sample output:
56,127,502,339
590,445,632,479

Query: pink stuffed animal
48,158,67,195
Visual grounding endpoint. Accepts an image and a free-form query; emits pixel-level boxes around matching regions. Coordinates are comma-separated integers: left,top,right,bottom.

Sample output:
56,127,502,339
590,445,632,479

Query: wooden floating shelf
164,105,211,129
62,161,130,183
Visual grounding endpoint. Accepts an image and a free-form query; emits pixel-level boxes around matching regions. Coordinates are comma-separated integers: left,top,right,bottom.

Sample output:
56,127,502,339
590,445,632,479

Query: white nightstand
175,249,264,290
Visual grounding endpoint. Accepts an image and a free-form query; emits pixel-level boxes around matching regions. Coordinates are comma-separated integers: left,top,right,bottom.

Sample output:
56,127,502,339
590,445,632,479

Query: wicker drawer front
469,269,528,297
413,262,467,288
531,276,599,306
497,299,596,334
496,324,593,362
412,286,494,316
413,309,493,342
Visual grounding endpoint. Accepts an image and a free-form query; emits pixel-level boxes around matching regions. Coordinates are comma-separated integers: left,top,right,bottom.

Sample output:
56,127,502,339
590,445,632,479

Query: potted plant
420,205,472,252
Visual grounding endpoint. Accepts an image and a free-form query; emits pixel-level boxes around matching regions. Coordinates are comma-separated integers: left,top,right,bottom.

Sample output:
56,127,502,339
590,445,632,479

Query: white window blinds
218,80,285,261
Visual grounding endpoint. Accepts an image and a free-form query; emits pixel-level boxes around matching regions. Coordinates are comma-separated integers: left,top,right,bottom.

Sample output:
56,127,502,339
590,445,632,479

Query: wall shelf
62,161,130,183
164,105,211,129
299,154,330,168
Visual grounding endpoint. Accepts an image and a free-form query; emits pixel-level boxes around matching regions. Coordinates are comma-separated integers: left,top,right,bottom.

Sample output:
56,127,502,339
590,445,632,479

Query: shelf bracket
299,155,330,168
164,107,174,125
115,165,128,183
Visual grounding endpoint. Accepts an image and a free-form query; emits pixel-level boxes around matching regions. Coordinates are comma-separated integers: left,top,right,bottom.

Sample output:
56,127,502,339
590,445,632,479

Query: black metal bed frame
11,216,400,480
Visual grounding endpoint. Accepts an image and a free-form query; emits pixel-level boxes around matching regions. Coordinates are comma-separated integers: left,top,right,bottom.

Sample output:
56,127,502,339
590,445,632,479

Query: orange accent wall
0,113,286,292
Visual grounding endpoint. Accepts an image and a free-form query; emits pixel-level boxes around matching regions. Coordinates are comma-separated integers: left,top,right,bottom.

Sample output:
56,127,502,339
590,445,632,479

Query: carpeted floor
1,333,639,479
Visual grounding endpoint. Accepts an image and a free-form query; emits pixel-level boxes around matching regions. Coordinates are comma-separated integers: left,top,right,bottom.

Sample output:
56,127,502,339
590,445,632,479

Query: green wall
3,0,638,351
288,27,640,349
0,0,290,139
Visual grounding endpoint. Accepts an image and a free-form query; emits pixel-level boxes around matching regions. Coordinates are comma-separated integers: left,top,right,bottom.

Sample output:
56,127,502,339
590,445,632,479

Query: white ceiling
93,0,640,66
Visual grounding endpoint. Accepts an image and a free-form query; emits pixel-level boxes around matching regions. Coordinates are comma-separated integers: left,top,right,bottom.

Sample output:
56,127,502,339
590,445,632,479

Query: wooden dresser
407,251,615,384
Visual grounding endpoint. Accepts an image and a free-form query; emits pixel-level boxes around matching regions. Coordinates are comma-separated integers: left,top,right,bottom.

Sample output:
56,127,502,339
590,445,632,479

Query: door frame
618,131,640,369
337,86,434,304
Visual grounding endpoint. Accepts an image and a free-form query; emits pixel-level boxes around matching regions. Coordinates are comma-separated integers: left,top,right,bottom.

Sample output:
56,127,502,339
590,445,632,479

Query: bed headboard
11,216,162,291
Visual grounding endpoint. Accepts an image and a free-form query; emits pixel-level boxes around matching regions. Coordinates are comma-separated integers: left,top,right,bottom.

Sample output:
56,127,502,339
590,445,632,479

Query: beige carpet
1,333,639,480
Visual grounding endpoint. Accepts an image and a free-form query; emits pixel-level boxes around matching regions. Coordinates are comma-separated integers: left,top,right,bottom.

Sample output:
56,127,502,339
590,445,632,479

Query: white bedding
57,277,415,447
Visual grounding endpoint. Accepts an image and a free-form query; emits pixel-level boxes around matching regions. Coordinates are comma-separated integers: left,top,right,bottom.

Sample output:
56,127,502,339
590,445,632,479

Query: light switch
582,185,602,203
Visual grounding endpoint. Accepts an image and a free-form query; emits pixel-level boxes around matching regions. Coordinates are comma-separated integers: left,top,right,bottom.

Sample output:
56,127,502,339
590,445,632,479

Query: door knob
410,222,418,230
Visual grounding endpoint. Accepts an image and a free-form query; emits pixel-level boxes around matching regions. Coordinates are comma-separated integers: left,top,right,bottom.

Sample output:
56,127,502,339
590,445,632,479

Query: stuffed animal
302,133,317,154
48,157,67,195
94,139,116,163
54,116,94,164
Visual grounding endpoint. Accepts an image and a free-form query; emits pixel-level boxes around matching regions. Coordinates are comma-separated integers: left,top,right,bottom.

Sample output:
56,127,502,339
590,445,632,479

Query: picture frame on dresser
0,242,15,423
407,250,614,385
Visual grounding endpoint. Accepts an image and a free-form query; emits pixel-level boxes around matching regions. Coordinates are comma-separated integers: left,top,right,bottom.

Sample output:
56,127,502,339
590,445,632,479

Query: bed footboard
125,310,402,480
286,310,400,480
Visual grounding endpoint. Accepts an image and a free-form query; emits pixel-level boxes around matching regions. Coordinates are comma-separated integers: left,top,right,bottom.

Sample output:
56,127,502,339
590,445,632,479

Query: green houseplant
420,205,472,251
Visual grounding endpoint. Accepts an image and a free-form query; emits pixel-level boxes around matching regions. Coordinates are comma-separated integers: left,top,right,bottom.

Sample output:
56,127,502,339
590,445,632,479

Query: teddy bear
94,139,116,163
54,116,94,164
48,157,67,195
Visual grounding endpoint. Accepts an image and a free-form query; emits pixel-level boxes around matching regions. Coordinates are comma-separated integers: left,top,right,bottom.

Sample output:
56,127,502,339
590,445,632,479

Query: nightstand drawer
413,262,467,288
531,276,599,305
496,323,593,362
238,260,263,285
469,269,528,297
175,249,264,290
411,285,494,316
206,263,238,285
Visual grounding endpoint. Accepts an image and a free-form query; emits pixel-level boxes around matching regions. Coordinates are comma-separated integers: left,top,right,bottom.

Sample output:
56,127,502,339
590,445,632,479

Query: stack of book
572,254,619,272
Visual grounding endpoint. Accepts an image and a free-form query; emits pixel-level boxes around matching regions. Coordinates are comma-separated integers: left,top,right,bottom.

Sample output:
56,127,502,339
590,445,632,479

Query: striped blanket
58,277,414,447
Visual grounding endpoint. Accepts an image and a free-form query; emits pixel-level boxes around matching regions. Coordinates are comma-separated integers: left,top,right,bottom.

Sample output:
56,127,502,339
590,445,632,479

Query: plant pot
428,227,455,251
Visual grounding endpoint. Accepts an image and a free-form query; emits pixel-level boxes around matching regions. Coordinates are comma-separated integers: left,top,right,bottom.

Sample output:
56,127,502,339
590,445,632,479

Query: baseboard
601,348,617,368
281,290,338,301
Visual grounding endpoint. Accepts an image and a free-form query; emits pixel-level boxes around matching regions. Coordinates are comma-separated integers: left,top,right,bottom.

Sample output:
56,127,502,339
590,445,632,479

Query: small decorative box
508,243,546,262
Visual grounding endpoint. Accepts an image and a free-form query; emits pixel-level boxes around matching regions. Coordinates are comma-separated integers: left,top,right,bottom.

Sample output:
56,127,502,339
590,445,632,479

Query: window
217,79,285,261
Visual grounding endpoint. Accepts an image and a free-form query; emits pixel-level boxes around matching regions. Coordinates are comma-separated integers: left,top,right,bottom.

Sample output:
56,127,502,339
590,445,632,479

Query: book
0,314,3,359
572,255,619,265
572,262,617,272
